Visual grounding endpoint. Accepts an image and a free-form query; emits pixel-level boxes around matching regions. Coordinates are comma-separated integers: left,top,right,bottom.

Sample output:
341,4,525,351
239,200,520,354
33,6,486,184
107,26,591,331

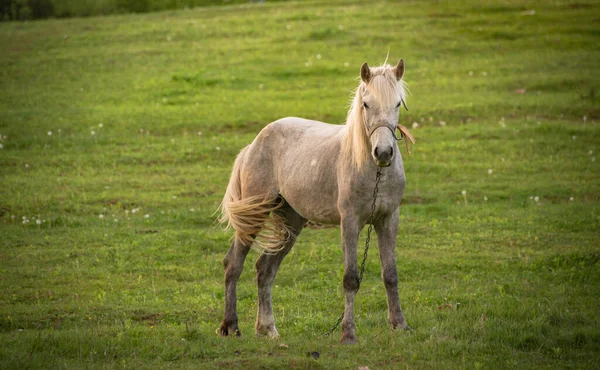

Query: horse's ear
360,62,371,83
395,59,405,81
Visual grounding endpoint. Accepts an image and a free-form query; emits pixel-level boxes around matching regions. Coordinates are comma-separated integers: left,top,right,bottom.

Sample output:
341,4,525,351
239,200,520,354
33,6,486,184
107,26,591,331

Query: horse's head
359,59,407,167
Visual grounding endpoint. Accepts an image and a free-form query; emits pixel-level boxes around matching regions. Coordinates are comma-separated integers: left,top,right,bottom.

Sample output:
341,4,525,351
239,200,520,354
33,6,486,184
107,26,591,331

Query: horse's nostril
389,147,394,157
374,147,379,157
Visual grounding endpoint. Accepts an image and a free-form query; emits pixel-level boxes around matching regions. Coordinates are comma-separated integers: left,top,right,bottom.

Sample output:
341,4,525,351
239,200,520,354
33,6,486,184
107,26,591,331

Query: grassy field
1,0,599,368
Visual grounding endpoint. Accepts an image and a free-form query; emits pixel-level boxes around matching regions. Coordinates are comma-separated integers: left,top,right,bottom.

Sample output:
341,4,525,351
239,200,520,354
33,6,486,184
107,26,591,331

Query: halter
366,124,415,156
367,123,403,140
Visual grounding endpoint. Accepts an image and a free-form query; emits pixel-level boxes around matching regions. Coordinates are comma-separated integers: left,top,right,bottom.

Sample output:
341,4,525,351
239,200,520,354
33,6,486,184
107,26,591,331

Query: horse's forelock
365,65,407,106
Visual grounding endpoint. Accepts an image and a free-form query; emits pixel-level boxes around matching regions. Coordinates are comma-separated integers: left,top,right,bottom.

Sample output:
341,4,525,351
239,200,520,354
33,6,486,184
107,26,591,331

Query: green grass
1,0,599,368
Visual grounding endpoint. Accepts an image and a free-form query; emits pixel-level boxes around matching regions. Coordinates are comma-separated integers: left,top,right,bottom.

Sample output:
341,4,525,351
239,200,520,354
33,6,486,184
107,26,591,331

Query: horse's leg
217,237,251,337
340,214,361,344
375,209,409,330
255,201,306,338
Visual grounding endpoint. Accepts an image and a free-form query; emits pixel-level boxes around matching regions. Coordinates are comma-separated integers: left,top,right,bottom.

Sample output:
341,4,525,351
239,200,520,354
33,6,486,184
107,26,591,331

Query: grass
1,0,599,368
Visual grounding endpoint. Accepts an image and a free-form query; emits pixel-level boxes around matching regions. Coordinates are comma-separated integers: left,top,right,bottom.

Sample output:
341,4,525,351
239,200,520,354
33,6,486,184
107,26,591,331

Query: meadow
1,0,599,368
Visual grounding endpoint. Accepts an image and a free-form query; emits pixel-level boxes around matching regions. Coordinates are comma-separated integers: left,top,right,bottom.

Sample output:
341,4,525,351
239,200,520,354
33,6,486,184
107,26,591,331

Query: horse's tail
219,146,290,254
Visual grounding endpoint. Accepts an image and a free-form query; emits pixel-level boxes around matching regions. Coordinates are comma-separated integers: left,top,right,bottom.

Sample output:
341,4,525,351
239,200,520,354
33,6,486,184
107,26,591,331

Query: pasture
1,0,599,368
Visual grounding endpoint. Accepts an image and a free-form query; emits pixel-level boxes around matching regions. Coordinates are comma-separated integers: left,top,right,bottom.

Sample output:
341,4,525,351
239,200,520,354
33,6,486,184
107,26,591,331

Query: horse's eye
363,102,369,109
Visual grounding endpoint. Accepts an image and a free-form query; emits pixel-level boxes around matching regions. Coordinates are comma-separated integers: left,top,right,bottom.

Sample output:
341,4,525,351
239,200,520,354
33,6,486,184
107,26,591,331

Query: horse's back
243,117,344,223
269,116,343,138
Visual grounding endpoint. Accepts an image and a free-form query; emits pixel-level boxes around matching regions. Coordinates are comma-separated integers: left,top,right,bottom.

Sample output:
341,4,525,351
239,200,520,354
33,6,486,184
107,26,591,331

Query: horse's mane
342,64,408,170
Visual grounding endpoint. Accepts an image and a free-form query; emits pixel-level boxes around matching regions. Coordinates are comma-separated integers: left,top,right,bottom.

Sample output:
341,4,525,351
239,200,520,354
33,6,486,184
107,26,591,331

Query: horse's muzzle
374,146,393,167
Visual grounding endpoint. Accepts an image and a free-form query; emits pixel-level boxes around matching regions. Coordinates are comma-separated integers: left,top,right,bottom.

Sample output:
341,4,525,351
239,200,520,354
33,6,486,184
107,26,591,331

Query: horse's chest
372,169,405,210
341,170,404,220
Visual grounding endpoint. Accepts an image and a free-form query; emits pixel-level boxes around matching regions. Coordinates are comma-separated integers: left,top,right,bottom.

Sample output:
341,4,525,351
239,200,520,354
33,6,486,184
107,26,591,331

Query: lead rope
325,167,382,337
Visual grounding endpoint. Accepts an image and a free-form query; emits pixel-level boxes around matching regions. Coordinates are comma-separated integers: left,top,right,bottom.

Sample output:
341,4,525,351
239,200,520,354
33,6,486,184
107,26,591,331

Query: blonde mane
341,64,408,169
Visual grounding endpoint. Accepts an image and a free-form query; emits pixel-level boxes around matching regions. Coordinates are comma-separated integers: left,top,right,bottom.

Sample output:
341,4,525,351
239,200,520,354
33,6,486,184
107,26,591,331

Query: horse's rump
219,145,291,253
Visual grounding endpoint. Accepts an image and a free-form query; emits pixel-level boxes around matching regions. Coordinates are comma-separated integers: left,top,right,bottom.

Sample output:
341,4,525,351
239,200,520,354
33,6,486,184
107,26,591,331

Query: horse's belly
290,197,340,224
278,174,340,224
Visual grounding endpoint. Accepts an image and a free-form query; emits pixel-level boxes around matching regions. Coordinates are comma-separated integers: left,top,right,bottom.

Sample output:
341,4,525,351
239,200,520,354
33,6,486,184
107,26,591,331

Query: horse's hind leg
218,238,251,337
255,201,306,338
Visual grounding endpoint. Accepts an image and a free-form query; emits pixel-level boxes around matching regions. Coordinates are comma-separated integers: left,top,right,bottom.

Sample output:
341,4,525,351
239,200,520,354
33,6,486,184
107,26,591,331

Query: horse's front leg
340,215,361,344
375,209,409,330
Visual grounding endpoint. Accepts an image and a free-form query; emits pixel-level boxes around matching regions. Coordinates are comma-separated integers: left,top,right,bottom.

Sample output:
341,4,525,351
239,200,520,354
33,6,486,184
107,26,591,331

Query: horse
217,60,411,344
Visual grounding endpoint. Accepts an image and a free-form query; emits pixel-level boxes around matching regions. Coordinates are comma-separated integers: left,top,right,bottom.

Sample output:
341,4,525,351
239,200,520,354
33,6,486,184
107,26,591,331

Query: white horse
218,60,411,344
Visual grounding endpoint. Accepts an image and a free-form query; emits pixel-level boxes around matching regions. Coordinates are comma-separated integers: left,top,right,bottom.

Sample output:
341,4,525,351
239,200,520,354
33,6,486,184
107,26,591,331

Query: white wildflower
36,219,41,225
488,169,493,175
316,54,321,59
461,190,467,196
572,136,576,140
534,196,539,202
98,123,103,128
144,214,150,219
569,197,574,201
483,196,488,201
99,214,104,219
91,130,96,135
216,146,221,151
48,131,52,136
412,122,419,129
439,121,446,126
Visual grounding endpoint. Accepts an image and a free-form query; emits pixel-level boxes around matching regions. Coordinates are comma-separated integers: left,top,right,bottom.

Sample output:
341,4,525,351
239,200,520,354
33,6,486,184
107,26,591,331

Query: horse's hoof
339,333,358,345
390,319,411,332
217,322,241,337
255,325,279,339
